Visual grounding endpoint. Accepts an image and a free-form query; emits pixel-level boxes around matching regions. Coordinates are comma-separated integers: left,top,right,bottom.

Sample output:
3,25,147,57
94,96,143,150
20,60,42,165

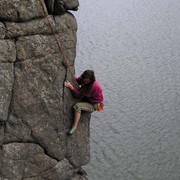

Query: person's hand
64,81,74,90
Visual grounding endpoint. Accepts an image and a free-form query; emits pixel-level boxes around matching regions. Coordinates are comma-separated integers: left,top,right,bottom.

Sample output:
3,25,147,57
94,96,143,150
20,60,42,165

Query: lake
73,0,180,179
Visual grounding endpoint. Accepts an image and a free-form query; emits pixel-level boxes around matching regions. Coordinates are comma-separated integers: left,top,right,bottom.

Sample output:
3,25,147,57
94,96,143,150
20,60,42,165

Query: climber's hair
81,70,95,83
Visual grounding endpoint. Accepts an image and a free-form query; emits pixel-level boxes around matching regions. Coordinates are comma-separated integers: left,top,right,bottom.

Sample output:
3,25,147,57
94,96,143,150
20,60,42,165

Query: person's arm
64,81,74,90
64,81,83,99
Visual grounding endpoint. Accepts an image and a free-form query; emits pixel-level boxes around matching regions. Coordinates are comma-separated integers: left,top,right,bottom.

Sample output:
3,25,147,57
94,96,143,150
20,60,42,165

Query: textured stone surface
1,143,57,179
0,0,45,22
0,40,16,63
0,22,5,39
45,0,79,14
0,63,14,121
5,16,55,38
0,0,90,179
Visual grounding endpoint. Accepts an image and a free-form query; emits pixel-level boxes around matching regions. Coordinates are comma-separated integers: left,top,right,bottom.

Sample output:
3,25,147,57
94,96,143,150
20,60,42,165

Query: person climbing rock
64,70,104,135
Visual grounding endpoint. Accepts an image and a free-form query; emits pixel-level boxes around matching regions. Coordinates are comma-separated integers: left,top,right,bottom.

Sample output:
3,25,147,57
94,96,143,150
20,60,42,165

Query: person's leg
73,110,81,129
69,110,81,135
69,102,96,135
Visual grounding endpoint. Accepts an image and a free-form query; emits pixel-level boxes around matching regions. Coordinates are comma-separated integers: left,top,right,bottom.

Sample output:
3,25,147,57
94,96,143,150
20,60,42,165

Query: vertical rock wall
0,0,90,179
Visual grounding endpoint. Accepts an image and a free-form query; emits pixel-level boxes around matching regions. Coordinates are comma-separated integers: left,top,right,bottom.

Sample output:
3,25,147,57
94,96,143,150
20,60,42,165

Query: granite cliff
0,0,90,179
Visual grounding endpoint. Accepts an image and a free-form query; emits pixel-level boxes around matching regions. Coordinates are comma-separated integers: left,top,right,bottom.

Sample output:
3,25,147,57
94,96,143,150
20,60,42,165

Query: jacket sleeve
71,88,84,99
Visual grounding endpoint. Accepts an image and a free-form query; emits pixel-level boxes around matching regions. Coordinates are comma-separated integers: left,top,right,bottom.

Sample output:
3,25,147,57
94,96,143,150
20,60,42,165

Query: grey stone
0,122,5,146
45,0,79,14
53,158,74,179
63,0,79,10
0,39,16,63
16,15,77,61
5,16,55,38
0,0,45,22
0,63,14,121
54,12,78,32
0,1,90,179
4,114,33,143
0,143,58,179
0,22,5,39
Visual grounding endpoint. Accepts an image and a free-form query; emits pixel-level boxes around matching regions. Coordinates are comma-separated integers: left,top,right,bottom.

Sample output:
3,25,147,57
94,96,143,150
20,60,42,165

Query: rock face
0,0,90,179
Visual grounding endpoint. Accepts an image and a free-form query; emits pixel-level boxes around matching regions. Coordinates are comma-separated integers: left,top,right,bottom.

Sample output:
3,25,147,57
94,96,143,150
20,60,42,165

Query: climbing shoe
68,127,77,136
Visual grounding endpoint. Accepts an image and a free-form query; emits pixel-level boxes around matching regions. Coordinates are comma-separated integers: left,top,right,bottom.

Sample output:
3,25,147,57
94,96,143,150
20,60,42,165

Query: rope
39,0,76,80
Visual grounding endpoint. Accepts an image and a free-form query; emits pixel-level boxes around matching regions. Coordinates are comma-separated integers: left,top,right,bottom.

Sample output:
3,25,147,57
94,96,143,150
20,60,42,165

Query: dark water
73,0,180,179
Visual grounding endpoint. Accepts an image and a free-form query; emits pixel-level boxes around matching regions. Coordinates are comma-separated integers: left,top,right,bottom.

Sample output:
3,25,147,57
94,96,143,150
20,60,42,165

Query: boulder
0,0,90,179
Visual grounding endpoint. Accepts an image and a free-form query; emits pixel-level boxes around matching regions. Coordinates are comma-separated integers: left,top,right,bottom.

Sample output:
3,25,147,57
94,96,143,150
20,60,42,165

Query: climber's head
81,70,95,84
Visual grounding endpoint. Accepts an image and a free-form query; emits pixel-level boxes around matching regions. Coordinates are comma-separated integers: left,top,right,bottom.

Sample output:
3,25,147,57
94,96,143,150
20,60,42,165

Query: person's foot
68,127,77,136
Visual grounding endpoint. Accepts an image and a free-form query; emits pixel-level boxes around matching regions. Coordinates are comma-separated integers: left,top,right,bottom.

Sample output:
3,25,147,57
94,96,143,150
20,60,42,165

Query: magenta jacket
71,77,104,104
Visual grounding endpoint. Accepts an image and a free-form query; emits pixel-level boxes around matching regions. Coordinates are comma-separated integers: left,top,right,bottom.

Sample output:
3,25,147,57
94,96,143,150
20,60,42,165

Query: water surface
73,0,180,179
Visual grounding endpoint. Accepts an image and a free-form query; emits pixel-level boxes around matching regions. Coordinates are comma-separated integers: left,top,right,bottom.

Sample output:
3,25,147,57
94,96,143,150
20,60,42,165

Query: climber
64,70,104,135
